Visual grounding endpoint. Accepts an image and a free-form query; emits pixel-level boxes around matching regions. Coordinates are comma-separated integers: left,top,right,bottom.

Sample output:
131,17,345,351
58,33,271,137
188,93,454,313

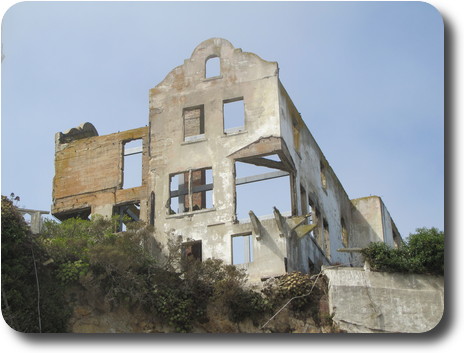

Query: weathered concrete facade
52,38,402,281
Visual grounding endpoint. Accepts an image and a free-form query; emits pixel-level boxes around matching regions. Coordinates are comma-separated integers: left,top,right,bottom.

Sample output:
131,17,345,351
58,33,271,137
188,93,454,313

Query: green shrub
1,196,70,332
361,227,444,275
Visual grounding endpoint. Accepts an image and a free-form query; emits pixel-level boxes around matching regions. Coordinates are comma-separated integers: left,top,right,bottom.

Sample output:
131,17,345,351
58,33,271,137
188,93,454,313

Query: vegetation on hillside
1,196,328,332
1,195,70,332
4,195,441,332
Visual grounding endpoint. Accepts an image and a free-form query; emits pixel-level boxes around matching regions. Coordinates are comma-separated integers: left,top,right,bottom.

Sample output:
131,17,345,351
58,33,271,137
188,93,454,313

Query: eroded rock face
66,286,336,333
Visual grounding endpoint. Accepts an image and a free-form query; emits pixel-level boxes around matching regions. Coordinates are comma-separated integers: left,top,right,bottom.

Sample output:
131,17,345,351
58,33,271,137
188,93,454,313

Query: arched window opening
205,56,220,78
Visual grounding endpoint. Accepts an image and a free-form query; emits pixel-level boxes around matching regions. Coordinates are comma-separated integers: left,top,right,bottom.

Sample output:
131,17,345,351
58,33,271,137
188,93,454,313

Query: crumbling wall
52,125,149,220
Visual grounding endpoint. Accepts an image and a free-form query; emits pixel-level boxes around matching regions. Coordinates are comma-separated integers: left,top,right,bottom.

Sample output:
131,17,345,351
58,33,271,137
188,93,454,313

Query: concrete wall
324,267,444,333
147,38,292,279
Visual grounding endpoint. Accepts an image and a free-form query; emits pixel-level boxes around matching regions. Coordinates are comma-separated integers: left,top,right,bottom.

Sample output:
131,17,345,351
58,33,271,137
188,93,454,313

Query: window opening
224,98,245,134
205,56,220,78
113,202,140,232
292,115,301,153
123,139,142,189
300,185,308,217
22,213,32,226
169,168,213,214
150,192,155,226
232,233,253,265
323,219,330,258
307,197,316,237
182,240,202,262
183,105,205,141
55,208,91,221
320,161,327,190
341,217,348,247
235,159,291,220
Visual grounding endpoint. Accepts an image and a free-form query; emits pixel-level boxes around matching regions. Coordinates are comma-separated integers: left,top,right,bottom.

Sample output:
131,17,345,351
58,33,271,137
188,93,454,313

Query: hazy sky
1,1,444,238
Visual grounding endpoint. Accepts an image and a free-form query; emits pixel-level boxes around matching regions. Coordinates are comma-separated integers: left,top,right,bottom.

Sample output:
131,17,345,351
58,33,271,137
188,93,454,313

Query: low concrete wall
323,267,444,333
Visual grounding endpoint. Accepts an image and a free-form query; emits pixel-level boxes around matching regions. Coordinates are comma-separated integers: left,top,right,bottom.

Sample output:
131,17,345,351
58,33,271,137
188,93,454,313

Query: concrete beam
236,170,289,186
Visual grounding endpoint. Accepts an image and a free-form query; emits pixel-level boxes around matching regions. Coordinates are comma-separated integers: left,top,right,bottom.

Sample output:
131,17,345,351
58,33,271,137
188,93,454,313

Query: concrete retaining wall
323,267,444,333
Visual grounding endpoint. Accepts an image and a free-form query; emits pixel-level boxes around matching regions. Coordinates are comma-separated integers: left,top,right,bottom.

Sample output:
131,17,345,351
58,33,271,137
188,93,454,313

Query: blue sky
1,1,444,238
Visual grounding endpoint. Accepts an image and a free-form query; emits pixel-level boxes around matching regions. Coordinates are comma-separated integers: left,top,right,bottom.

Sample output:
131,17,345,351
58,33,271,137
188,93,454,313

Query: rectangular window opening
169,168,213,214
55,208,91,222
224,98,245,134
182,240,202,263
206,56,220,78
300,185,308,217
123,139,142,189
183,105,205,141
341,217,349,247
235,160,292,221
323,219,330,258
232,233,253,265
113,202,140,232
308,197,316,237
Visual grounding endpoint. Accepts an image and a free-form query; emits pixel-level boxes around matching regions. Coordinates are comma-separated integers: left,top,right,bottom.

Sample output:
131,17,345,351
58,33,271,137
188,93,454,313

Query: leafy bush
361,227,444,275
3,201,280,332
1,196,70,332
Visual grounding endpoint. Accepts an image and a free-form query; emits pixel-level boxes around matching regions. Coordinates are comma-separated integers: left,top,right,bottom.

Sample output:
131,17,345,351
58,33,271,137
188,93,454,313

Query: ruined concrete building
52,38,402,281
